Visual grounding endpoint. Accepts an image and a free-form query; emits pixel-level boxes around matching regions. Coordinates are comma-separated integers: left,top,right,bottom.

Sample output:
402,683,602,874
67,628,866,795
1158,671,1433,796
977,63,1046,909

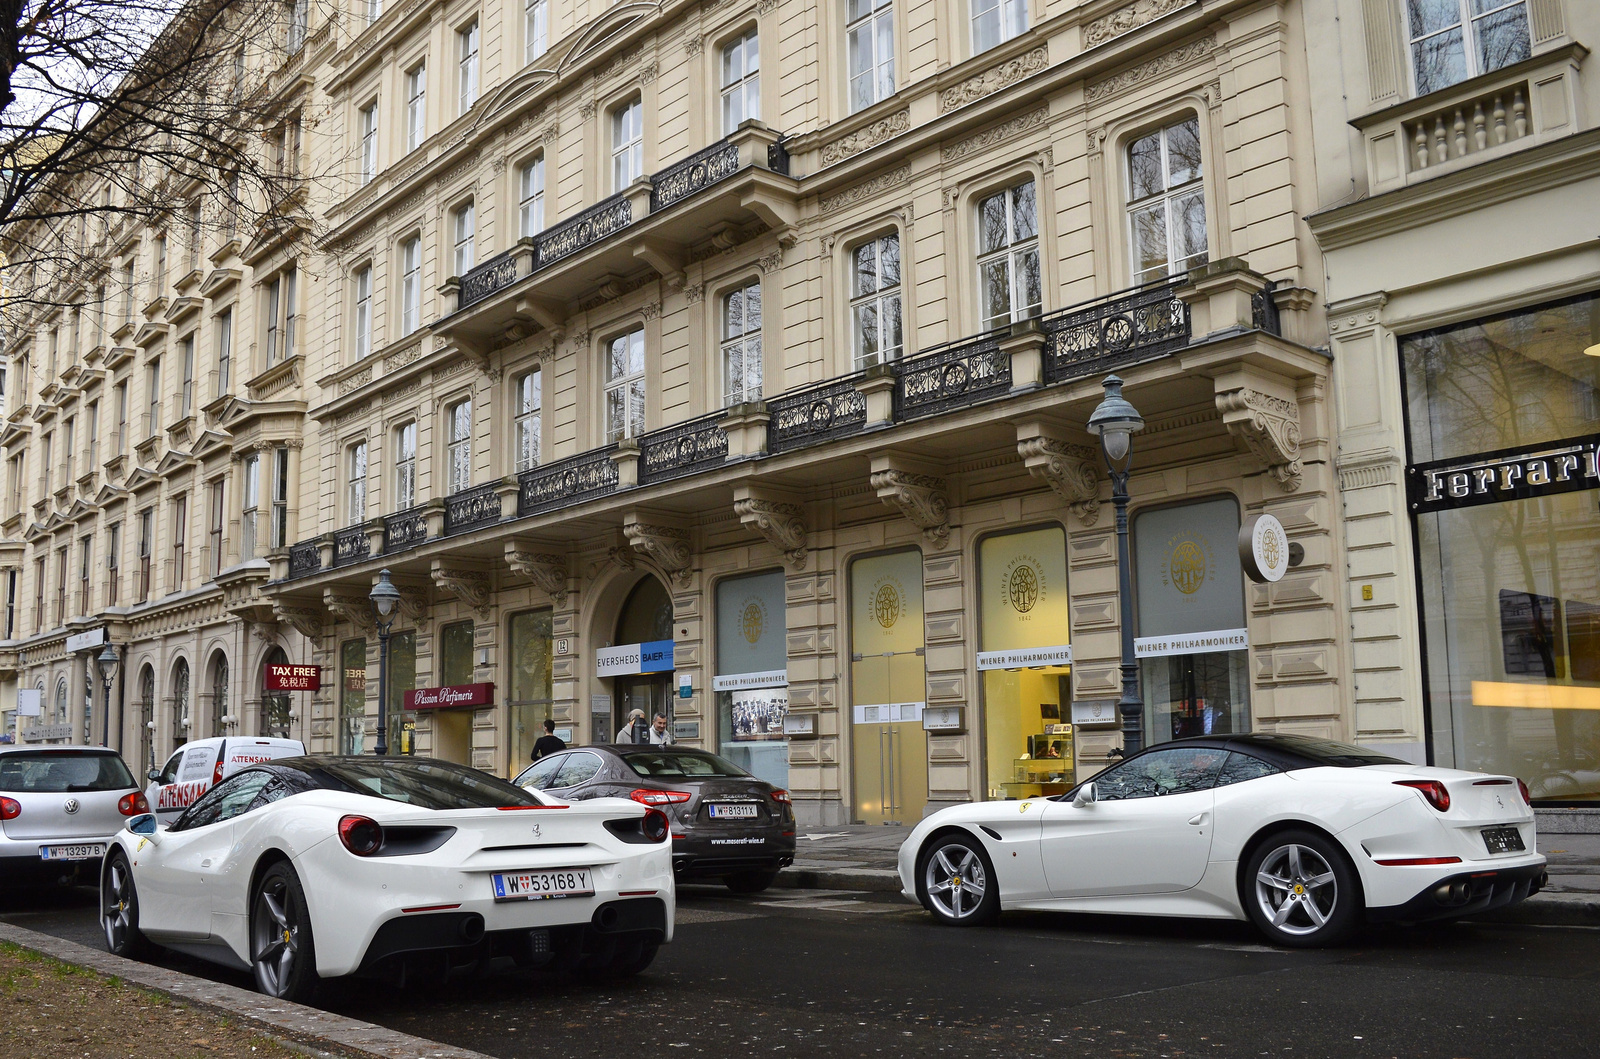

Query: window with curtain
359,101,378,184
395,422,417,509
354,265,372,361
722,29,760,133
348,441,368,525
406,64,426,152
452,201,475,277
519,156,545,237
401,235,421,333
526,0,548,63
458,21,480,112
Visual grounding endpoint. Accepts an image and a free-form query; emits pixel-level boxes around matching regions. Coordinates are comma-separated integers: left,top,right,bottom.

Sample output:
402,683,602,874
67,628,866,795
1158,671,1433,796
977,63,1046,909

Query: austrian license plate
708,803,759,820
39,844,106,861
1481,826,1526,854
491,867,594,902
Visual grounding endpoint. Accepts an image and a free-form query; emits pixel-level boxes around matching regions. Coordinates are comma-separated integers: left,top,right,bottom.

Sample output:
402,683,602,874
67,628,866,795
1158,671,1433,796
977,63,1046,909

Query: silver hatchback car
0,746,145,887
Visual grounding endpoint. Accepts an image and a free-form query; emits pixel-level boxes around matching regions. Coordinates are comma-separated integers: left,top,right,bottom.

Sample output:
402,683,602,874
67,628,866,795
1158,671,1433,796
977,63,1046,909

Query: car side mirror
146,768,160,782
127,813,159,838
1072,782,1096,808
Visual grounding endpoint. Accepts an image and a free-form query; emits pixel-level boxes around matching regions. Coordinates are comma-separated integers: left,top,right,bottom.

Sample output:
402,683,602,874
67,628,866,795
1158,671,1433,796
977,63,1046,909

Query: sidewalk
777,823,1600,926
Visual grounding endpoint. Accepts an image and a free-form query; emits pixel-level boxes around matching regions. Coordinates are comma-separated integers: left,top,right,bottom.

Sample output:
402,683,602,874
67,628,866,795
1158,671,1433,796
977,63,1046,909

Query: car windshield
310,759,544,809
0,751,135,793
623,750,751,779
1246,734,1408,768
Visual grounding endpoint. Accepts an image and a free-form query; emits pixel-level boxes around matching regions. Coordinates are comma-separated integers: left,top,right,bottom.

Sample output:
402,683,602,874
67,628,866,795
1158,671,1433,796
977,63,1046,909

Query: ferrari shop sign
264,664,321,691
404,682,495,711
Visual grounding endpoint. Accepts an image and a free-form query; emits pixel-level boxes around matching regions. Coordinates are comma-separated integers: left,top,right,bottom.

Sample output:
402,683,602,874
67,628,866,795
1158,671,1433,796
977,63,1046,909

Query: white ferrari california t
100,756,674,999
898,734,1548,947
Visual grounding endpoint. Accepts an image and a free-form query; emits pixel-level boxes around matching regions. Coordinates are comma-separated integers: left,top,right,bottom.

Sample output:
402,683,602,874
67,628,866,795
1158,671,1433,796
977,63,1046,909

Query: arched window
210,653,229,736
53,677,67,727
171,658,190,751
261,646,291,739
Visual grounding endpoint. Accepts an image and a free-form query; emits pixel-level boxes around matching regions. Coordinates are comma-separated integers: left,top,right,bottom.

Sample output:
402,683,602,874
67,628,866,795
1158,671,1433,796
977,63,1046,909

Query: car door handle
1188,813,1207,826
201,859,212,867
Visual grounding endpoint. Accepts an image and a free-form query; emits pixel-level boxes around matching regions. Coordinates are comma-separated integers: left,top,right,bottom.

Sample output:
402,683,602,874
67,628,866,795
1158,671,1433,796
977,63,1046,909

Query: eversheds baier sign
264,664,321,691
404,683,496,710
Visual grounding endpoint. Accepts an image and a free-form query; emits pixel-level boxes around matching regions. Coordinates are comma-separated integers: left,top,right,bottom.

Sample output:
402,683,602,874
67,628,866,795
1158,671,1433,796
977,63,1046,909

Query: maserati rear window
0,751,137,793
624,750,751,779
314,759,544,809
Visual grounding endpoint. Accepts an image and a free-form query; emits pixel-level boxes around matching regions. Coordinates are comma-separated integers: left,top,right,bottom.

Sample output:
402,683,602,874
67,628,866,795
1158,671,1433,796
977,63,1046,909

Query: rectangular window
145,360,161,437
851,233,902,369
447,399,472,493
354,266,372,361
452,201,475,277
847,0,895,113
723,283,763,405
171,494,187,590
359,101,378,184
6,454,20,518
153,234,167,299
180,334,195,418
4,568,14,639
216,308,232,396
186,201,202,272
507,609,554,766
122,261,135,325
339,638,367,755
78,537,91,615
977,181,1041,329
283,268,298,360
287,0,308,52
971,0,1026,54
458,21,480,112
61,417,74,485
514,371,541,472
1408,0,1530,97
138,509,153,603
395,422,417,510
440,620,475,686
612,99,643,191
366,0,382,23
721,30,760,134
715,571,790,786
85,402,98,471
526,0,548,63
32,557,43,633
41,433,52,497
241,453,260,559
401,236,421,334
519,157,545,238
265,275,281,363
1127,116,1207,285
271,447,289,549
54,547,66,625
106,524,119,606
348,441,368,524
114,382,128,453
208,480,224,578
406,64,426,152
604,330,646,443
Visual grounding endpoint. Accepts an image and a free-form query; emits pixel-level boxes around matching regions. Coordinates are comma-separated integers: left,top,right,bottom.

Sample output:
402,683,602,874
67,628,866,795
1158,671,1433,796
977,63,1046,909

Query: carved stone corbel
733,494,808,569
870,468,950,549
324,591,376,632
273,603,325,641
431,565,493,619
1215,369,1303,492
1016,436,1101,525
622,519,693,587
506,545,570,605
395,583,430,623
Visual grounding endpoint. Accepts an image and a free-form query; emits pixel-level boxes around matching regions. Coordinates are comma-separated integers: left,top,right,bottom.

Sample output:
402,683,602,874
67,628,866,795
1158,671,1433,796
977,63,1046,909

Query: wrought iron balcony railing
651,140,741,212
1040,275,1191,385
894,329,1012,421
332,526,370,567
288,540,321,578
639,412,730,486
518,445,620,517
443,482,503,536
458,249,521,310
533,194,632,270
383,507,428,553
766,372,870,454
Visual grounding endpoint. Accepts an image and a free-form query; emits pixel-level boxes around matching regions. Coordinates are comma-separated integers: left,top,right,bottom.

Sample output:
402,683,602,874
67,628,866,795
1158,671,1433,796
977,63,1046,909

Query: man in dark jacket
530,719,566,760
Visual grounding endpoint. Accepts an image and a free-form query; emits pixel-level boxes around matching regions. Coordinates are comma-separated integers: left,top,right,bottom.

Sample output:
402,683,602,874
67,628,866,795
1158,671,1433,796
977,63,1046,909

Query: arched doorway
260,646,291,739
137,666,155,770
208,651,229,738
170,659,190,753
610,575,674,741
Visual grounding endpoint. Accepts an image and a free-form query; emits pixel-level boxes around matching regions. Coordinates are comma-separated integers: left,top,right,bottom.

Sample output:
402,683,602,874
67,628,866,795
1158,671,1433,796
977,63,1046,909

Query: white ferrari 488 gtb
101,756,674,999
899,734,1548,946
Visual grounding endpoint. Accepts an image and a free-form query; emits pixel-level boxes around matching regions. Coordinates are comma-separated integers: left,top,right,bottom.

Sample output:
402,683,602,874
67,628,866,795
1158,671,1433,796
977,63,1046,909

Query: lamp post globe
1088,375,1147,758
369,569,401,756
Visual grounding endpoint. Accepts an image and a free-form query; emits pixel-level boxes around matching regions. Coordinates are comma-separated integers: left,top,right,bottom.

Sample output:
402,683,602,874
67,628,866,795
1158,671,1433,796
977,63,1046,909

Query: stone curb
777,865,1600,928
0,922,491,1059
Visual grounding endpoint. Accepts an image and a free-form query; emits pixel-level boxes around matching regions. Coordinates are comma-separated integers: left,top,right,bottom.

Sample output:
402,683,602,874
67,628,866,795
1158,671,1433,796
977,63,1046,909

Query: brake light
117,792,150,817
641,809,670,843
1518,778,1531,805
1374,856,1462,866
213,758,225,785
0,797,18,820
338,815,384,856
630,789,691,806
1395,780,1451,812
770,789,791,805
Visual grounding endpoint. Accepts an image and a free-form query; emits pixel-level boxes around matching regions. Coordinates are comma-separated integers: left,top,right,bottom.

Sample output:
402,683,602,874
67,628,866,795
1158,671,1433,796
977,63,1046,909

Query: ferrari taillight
338,814,384,856
1395,779,1451,812
641,809,670,843
117,792,149,817
630,789,690,806
213,758,225,785
0,796,18,820
1517,778,1532,805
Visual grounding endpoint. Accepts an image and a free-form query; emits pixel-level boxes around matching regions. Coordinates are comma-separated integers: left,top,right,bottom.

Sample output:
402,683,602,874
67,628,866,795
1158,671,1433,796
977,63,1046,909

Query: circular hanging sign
1239,513,1290,583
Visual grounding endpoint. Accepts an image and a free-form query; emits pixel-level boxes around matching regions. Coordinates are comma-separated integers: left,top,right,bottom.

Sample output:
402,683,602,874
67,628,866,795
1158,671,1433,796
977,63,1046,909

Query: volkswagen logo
63,798,79,815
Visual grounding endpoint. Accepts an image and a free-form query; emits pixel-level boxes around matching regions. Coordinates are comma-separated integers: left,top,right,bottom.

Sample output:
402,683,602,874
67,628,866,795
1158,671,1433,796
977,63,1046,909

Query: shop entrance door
432,709,472,764
850,650,929,825
614,674,672,740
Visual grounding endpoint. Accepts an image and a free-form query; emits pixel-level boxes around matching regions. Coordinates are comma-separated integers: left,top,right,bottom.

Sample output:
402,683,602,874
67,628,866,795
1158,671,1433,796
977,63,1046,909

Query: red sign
404,682,495,711
264,664,321,691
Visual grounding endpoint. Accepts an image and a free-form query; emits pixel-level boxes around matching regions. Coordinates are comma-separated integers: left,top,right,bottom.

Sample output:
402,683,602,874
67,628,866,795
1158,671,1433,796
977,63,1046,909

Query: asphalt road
4,884,1600,1059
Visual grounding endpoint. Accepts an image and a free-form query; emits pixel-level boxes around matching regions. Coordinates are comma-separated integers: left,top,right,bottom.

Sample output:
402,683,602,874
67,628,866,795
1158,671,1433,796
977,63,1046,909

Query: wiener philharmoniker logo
1163,532,1213,596
871,576,905,629
1258,527,1283,571
1002,554,1045,616
741,598,767,644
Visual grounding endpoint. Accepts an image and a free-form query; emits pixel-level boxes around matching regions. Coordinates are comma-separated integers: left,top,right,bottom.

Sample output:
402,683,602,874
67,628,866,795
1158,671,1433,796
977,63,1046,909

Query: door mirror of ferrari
127,813,159,836
1072,782,1096,808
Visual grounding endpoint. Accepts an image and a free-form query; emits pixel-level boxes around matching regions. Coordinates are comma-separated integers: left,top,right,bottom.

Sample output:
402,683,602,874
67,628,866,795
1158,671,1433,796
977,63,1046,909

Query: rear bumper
1366,861,1548,923
0,835,115,885
671,830,796,879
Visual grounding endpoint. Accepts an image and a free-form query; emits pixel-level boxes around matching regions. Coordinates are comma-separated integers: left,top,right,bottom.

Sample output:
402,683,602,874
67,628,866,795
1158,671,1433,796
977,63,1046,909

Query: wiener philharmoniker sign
1409,435,1599,514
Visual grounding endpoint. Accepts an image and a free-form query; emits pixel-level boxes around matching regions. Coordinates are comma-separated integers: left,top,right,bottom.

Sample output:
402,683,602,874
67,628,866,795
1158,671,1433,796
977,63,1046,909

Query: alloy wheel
923,842,988,920
101,858,133,952
1254,842,1339,936
252,876,302,996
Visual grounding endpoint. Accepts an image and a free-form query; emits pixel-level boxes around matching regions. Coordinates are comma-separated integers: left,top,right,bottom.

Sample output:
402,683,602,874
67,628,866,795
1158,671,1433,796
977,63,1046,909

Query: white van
145,737,306,824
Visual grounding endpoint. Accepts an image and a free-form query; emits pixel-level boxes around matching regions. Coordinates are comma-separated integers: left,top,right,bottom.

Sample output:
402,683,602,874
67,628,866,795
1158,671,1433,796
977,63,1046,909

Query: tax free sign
596,640,675,677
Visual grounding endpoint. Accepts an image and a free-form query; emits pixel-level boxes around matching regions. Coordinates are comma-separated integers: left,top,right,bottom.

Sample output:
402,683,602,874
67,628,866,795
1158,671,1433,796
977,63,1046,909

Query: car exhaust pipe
458,913,485,944
595,906,620,930
1432,880,1471,906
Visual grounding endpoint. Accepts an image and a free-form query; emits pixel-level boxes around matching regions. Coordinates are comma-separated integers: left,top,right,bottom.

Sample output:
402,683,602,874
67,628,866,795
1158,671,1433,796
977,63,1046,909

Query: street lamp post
1087,375,1147,758
95,643,120,749
369,569,401,756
